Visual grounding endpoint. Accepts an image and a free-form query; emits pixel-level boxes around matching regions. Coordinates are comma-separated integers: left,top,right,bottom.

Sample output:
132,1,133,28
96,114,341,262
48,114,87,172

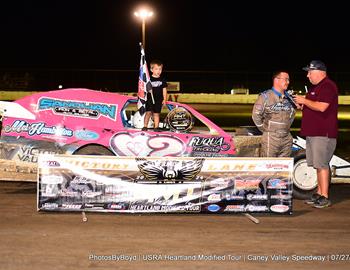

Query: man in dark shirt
294,60,338,208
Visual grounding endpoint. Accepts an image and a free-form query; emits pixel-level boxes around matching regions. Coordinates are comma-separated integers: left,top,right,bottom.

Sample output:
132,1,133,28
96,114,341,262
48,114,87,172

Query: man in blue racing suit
252,71,296,157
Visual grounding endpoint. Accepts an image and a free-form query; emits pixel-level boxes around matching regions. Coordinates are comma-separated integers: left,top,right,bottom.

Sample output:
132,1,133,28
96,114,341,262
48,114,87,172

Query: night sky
1,1,349,74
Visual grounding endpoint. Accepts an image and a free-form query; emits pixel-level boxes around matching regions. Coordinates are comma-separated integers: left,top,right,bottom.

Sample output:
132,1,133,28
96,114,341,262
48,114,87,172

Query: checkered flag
137,43,153,116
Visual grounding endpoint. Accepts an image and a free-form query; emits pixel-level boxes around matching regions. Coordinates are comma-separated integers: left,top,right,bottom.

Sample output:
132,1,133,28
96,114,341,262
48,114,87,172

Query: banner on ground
37,155,293,214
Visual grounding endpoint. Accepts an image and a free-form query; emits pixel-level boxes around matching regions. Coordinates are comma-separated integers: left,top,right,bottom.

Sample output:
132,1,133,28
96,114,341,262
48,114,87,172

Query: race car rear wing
0,101,36,120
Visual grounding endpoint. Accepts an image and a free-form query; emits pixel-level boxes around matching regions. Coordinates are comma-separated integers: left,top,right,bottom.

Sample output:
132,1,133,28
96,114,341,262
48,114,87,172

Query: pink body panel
1,88,236,157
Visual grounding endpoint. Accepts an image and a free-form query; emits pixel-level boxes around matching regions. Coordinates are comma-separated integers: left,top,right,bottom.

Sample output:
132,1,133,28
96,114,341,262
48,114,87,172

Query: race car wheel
73,145,114,156
292,154,317,199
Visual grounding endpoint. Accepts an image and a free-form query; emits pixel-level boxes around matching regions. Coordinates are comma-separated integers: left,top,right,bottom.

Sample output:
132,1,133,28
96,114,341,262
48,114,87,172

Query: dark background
1,0,349,93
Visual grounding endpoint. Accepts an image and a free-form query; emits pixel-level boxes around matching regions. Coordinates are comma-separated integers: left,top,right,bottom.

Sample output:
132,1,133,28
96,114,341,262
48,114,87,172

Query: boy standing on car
252,71,296,157
294,60,338,208
142,60,168,132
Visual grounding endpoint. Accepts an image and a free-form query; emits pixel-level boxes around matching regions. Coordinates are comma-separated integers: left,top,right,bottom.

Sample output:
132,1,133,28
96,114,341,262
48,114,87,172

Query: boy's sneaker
304,193,321,205
313,196,331,208
141,127,148,131
153,128,161,132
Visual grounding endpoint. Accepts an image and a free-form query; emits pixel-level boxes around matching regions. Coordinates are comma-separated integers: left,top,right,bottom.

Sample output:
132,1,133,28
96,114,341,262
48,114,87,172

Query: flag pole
139,43,155,104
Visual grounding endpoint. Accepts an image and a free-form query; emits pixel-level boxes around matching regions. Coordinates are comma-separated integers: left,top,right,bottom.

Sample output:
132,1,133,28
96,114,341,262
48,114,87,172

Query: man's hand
293,95,329,112
293,95,304,110
293,95,306,105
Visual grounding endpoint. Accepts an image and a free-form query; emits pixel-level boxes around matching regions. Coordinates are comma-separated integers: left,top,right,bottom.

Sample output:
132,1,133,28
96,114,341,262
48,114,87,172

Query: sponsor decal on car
75,130,99,141
5,120,73,137
189,136,231,153
1,143,60,163
38,97,117,121
110,132,186,157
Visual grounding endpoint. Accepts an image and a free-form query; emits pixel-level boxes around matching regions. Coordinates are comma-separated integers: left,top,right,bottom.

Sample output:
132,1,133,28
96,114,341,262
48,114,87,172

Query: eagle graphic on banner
136,158,205,182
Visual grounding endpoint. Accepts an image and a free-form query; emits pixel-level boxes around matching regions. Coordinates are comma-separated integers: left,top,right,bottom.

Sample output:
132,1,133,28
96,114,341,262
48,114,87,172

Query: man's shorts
306,136,337,169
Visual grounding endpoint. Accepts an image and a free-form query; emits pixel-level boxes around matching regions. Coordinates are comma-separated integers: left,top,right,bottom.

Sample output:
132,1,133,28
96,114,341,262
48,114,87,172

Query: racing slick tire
73,145,115,156
292,154,318,199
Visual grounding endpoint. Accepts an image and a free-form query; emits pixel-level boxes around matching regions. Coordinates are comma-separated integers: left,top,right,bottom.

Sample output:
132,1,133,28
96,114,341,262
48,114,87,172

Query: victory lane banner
37,155,293,214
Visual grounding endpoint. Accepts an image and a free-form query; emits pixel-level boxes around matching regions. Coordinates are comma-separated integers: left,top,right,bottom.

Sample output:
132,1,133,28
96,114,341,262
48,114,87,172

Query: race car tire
73,145,115,156
292,154,317,199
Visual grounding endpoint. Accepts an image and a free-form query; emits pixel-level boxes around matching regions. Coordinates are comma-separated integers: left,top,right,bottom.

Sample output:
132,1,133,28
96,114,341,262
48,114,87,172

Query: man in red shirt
294,60,338,208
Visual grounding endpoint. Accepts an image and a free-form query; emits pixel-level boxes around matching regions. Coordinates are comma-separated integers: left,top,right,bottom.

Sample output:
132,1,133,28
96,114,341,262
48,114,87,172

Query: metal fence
1,68,350,94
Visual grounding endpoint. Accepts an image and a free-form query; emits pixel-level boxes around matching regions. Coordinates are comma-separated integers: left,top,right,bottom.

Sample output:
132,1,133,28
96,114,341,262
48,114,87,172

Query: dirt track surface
1,181,350,270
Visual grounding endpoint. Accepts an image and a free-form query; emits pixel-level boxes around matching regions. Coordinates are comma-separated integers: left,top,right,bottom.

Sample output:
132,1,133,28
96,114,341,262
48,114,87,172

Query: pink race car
0,88,236,162
7,88,344,200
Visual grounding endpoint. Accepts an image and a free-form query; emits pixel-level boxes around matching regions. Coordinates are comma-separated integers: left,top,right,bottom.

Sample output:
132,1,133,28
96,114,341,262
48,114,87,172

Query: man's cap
302,60,327,71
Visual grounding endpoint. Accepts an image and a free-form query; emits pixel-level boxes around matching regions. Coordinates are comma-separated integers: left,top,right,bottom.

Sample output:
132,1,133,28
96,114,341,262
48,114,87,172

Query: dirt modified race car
0,88,349,198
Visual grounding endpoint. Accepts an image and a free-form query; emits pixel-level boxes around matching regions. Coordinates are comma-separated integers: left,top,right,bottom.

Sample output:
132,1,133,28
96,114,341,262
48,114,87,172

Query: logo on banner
136,158,204,182
245,205,268,212
246,194,268,201
43,203,59,209
265,163,290,170
270,204,290,213
235,179,261,190
207,204,221,212
207,193,221,202
43,161,61,167
267,179,288,189
224,205,245,212
270,194,292,200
